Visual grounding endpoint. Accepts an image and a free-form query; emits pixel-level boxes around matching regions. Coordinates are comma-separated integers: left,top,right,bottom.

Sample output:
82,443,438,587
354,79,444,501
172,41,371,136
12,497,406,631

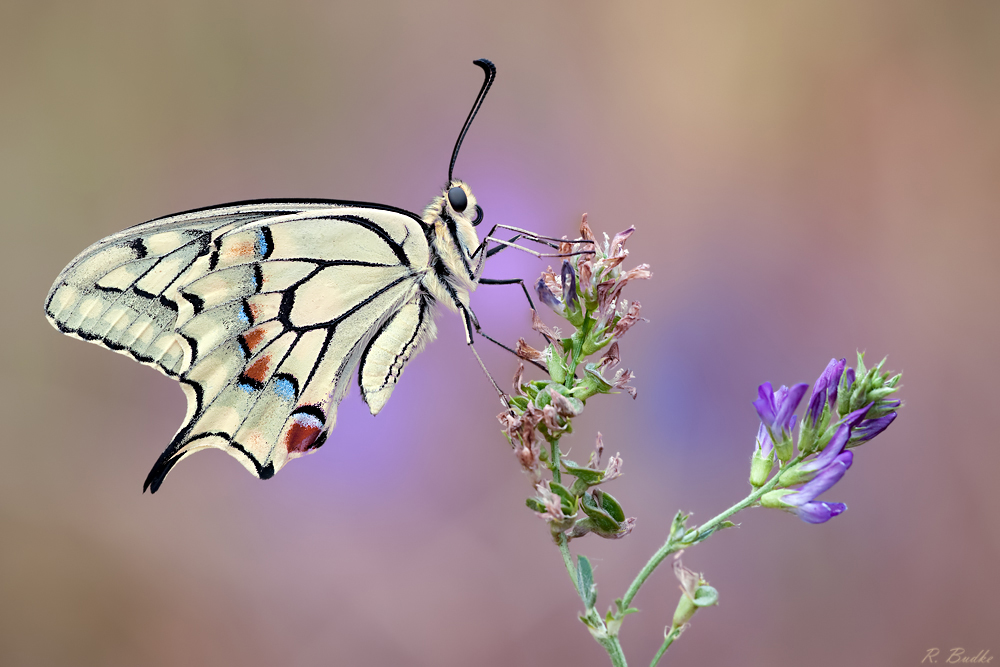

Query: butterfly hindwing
46,200,438,491
359,293,438,415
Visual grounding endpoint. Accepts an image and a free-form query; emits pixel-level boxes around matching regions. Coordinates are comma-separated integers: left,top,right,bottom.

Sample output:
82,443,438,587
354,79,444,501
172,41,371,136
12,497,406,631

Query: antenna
448,59,496,183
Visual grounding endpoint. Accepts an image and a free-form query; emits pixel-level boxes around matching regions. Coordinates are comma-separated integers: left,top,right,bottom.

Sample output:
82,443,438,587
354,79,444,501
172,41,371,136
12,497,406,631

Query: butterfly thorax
420,181,482,313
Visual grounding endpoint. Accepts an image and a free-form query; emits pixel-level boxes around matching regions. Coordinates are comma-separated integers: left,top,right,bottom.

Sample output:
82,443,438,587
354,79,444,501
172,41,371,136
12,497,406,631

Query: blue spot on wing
256,229,269,257
273,377,296,401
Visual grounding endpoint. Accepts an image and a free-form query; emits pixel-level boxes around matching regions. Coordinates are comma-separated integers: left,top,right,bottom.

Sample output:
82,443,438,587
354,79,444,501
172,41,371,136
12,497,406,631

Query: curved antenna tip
448,59,497,183
473,58,496,75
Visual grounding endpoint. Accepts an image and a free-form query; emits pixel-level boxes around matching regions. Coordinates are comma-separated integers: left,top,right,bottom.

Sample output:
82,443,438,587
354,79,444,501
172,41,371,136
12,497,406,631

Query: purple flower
805,358,845,428
795,422,852,477
754,382,808,460
780,453,853,523
756,356,902,523
536,276,564,313
836,401,896,447
754,382,809,434
561,260,578,309
765,408,867,523
849,411,897,445
754,423,773,458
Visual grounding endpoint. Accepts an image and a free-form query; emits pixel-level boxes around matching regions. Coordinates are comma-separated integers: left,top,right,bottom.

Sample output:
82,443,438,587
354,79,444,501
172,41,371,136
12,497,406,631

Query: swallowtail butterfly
45,59,573,493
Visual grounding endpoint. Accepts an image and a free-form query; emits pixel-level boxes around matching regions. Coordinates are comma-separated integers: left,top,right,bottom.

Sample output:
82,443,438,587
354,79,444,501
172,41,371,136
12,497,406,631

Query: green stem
649,628,682,667
604,636,628,667
557,534,628,667
620,542,681,611
621,454,805,609
549,437,562,484
557,532,576,588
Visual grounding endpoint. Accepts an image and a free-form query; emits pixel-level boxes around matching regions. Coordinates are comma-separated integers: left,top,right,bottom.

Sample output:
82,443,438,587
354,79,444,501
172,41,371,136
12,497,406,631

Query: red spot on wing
284,416,323,453
242,327,267,353
244,355,271,383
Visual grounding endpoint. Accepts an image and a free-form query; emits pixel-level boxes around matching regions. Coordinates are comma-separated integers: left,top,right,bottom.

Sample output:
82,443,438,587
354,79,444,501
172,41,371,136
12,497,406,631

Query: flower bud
546,345,570,384
750,447,774,488
760,488,795,509
573,363,613,401
670,559,718,630
773,431,795,463
672,591,698,629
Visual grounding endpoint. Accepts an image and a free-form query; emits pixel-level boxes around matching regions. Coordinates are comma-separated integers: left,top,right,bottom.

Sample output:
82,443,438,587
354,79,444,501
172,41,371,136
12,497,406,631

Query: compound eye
447,186,468,212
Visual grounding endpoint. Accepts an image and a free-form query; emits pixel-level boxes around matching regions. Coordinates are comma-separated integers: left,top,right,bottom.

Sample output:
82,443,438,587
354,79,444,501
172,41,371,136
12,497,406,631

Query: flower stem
620,540,681,611
649,628,682,667
621,455,805,609
557,534,629,667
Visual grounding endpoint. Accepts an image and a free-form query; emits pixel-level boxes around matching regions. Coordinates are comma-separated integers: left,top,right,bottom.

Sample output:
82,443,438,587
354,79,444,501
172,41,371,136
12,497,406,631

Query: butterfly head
424,180,483,275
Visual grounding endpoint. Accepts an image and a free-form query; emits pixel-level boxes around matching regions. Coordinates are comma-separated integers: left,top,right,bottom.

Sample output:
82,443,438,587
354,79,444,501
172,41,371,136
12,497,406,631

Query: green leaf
550,482,576,504
534,389,552,409
577,555,597,609
508,396,529,411
549,482,578,514
580,492,621,532
563,463,605,486
613,597,641,618
525,498,546,513
596,490,625,522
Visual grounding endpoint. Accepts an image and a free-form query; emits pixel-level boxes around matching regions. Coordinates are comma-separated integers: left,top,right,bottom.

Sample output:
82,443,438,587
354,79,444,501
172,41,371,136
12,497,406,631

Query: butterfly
45,59,584,493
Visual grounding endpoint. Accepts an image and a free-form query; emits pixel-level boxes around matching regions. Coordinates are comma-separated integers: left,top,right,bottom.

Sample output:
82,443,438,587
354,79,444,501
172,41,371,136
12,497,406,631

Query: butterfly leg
478,276,555,350
460,307,513,411
479,276,538,310
483,236,594,260
462,290,549,371
491,224,596,249
484,224,595,258
486,235,521,258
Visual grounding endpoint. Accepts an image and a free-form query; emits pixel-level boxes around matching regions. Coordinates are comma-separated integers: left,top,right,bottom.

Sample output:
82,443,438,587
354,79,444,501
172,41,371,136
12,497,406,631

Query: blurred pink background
2,1,998,665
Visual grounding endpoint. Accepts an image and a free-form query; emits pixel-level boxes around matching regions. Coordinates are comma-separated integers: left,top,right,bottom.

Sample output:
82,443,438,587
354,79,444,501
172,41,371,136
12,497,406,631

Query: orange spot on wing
242,327,267,352
244,355,271,383
228,241,255,257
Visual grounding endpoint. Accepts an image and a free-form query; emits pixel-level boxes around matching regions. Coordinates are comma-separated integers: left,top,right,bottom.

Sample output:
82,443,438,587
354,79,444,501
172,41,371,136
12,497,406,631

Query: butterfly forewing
46,200,439,491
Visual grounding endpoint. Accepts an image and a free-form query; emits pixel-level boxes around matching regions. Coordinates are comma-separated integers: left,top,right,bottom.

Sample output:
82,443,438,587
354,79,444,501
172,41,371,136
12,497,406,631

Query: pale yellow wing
45,200,436,492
